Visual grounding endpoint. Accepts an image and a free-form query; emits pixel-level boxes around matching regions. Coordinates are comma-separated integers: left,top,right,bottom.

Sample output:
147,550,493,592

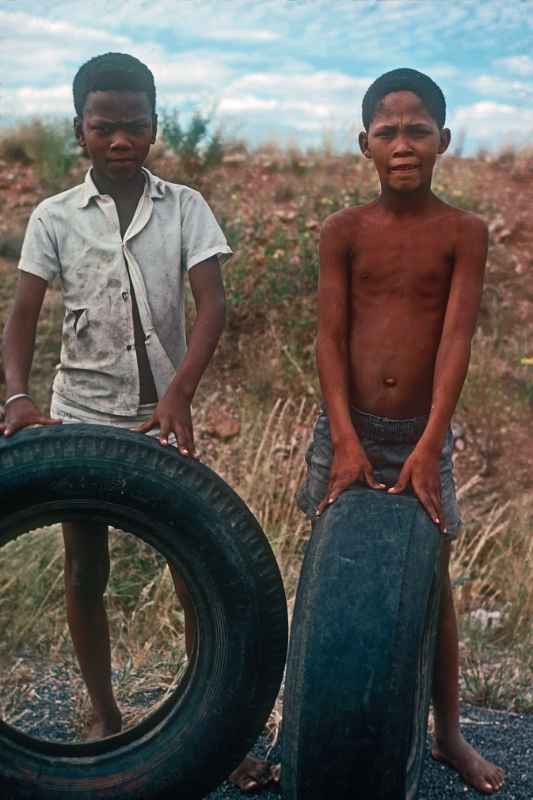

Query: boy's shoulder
431,196,488,242
30,181,88,220
144,169,203,205
320,202,376,241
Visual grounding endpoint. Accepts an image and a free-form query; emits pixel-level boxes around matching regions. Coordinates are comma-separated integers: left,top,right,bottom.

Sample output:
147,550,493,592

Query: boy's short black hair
362,67,446,131
73,52,156,116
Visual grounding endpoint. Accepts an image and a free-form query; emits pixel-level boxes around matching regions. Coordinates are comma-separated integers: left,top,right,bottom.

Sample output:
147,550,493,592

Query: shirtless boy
1,52,274,793
297,68,505,794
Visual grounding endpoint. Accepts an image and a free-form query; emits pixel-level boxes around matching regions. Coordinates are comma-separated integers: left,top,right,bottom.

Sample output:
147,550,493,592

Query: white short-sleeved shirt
18,168,232,415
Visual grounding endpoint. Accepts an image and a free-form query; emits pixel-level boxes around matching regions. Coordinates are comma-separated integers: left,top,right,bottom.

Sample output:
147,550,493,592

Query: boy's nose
109,130,132,149
392,136,414,156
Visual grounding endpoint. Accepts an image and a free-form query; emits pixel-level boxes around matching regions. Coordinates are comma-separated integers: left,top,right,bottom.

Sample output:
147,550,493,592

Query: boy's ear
151,113,158,145
74,116,85,148
438,127,451,155
358,130,371,159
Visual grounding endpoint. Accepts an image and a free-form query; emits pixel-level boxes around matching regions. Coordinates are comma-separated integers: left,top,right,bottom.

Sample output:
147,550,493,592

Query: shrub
0,120,79,189
160,110,224,178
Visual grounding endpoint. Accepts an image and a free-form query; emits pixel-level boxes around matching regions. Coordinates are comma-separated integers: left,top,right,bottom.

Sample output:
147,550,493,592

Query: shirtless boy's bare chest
350,217,455,307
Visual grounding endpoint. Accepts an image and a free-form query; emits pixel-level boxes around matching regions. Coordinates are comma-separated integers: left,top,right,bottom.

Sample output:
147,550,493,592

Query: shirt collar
77,167,166,208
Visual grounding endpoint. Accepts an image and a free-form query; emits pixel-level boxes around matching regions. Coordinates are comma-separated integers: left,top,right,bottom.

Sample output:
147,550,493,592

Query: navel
383,376,397,387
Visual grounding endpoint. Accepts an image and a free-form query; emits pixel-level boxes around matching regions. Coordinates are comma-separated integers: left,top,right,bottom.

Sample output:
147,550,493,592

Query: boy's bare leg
169,566,197,658
432,544,505,794
169,567,278,793
63,522,122,739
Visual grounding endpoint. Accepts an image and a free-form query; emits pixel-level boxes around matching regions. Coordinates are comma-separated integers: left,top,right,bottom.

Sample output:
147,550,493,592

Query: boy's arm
136,256,224,453
1,271,62,436
316,213,385,515
389,214,488,528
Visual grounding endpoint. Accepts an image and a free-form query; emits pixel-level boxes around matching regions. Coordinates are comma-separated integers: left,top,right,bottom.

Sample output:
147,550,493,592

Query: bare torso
342,198,462,418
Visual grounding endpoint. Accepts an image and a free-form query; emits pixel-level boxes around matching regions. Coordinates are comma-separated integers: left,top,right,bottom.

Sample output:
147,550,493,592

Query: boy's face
359,91,450,193
74,90,157,183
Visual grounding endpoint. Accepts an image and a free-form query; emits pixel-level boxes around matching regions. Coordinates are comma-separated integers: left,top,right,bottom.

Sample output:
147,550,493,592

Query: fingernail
161,439,168,446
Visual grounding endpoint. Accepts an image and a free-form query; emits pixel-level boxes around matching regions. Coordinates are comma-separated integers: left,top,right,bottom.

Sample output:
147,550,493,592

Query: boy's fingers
417,489,441,528
388,474,409,494
173,424,192,456
364,469,386,490
316,478,352,516
135,417,157,433
159,418,171,446
38,416,63,426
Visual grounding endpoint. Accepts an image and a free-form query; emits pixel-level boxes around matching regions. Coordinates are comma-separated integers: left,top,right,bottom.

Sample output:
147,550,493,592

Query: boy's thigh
297,412,332,518
298,415,462,537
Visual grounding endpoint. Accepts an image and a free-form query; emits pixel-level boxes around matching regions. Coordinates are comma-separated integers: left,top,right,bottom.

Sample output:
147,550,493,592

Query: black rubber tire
281,485,442,800
0,424,288,800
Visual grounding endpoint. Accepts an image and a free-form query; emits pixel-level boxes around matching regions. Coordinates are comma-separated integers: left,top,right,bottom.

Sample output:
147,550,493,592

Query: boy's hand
1,398,62,437
135,390,194,456
316,441,385,516
388,445,446,533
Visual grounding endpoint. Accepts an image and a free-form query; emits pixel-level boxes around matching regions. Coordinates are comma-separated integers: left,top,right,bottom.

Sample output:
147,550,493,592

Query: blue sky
0,0,532,153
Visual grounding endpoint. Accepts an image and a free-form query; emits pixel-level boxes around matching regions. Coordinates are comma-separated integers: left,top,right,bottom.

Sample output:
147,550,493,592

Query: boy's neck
378,185,437,217
90,167,145,202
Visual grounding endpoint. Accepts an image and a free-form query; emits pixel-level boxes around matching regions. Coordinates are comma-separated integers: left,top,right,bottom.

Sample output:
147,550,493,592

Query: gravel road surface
5,676,531,800
207,705,532,800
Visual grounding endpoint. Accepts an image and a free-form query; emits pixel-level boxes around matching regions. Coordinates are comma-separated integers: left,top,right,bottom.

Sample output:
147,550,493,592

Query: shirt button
126,344,133,351
122,291,129,301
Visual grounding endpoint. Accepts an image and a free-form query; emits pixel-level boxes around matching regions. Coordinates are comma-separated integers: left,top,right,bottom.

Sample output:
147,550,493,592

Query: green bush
160,110,224,177
0,120,79,189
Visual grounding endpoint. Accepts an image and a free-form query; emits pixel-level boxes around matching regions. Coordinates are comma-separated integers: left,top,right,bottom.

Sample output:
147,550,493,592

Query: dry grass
452,480,533,710
0,526,187,738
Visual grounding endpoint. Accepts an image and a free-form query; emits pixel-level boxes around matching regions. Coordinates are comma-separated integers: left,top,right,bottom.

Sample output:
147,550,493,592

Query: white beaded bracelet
4,393,33,409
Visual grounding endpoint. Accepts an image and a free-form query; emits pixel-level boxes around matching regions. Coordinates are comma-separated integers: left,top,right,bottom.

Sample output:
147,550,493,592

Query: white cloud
0,86,73,117
496,55,533,76
230,71,369,94
0,10,129,46
201,28,280,43
219,96,278,113
451,101,533,145
466,74,533,100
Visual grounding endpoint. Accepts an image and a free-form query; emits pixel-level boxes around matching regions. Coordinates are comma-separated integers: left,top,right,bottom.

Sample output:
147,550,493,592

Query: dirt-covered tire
0,424,288,800
281,486,442,800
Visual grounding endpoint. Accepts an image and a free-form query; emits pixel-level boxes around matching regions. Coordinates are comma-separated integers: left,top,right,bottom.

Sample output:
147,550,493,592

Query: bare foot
86,709,122,740
229,754,280,793
432,733,505,794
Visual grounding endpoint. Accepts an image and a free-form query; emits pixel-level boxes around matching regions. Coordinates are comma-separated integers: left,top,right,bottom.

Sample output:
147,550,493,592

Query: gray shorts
50,394,177,445
297,408,462,540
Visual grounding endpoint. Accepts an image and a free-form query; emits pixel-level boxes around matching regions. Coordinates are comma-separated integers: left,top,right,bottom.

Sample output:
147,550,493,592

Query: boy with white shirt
2,51,234,748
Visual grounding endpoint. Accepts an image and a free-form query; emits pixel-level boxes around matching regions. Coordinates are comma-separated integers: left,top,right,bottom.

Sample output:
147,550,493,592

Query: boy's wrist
416,433,444,457
4,392,33,409
165,378,195,403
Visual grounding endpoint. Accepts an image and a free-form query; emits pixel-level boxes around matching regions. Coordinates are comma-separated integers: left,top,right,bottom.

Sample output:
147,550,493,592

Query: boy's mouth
389,163,420,173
